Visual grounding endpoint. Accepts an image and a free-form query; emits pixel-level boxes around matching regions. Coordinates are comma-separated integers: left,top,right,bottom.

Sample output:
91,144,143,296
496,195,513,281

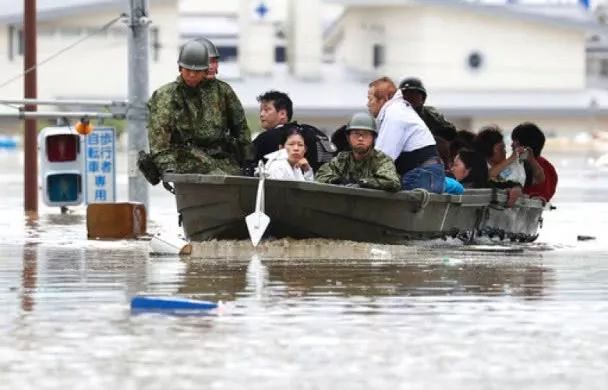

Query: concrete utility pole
23,0,37,214
126,0,150,210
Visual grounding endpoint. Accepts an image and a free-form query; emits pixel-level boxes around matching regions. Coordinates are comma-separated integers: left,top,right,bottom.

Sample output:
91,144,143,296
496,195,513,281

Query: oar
245,161,270,246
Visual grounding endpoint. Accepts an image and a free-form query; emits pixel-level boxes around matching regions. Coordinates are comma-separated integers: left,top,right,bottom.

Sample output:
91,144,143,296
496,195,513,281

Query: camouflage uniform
316,150,401,192
147,77,251,175
417,106,457,141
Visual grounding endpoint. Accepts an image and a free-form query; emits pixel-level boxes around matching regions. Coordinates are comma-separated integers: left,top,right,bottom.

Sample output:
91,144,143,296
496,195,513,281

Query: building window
8,25,24,61
373,44,384,68
600,59,608,77
275,46,286,63
150,27,161,63
219,46,238,62
467,51,483,70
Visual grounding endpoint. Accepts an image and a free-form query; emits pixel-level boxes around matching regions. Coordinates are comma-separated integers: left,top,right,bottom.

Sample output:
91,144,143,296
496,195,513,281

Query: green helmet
346,112,377,135
195,37,220,59
399,77,427,98
177,40,209,71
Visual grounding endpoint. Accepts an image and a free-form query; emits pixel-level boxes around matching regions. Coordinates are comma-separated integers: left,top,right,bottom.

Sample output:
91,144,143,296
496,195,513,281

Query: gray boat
163,173,546,244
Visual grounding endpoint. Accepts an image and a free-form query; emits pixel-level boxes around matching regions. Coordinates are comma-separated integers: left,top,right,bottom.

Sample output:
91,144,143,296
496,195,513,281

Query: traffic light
39,126,84,207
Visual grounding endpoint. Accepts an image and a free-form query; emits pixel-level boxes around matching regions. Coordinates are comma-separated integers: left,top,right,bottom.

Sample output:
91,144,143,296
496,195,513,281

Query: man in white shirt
367,77,445,193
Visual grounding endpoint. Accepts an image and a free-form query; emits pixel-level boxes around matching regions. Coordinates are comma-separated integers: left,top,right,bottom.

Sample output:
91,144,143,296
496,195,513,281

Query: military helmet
346,112,377,135
399,77,427,98
177,40,209,71
195,37,220,59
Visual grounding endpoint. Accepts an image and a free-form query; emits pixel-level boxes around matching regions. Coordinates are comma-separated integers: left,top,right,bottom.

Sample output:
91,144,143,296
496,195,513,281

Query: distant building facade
0,0,178,129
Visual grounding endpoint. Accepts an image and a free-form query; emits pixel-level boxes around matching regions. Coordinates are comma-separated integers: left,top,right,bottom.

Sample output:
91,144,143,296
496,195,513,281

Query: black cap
399,77,427,98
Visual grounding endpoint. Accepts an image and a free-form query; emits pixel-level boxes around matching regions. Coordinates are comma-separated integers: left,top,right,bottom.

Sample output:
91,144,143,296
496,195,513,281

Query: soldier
147,39,251,177
316,112,401,192
399,77,457,142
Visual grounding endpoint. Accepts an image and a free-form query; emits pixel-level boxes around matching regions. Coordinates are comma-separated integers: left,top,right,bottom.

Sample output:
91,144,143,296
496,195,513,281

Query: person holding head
474,125,544,187
474,125,544,207
316,112,401,192
511,122,557,202
264,127,314,182
367,77,444,193
399,77,457,142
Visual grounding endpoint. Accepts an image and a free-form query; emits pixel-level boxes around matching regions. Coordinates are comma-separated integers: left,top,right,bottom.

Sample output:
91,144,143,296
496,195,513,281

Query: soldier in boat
195,37,253,170
316,112,401,192
399,77,457,142
145,39,251,178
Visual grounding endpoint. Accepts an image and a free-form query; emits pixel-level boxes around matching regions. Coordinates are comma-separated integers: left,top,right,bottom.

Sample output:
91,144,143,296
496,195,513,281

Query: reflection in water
21,243,37,312
178,255,548,303
3,151,608,389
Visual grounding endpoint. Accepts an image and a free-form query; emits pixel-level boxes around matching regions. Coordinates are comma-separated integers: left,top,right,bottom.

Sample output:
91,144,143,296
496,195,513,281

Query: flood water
1,148,608,389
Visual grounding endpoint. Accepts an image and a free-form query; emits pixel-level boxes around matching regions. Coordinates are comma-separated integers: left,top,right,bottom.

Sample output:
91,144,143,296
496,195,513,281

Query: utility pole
23,0,37,214
126,0,150,211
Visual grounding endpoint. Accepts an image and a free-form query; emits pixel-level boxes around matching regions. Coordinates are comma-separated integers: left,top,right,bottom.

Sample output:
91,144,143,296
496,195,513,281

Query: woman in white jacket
264,127,314,182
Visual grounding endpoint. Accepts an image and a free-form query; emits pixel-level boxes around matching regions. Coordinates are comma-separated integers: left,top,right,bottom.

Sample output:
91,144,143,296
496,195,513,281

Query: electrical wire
0,14,126,95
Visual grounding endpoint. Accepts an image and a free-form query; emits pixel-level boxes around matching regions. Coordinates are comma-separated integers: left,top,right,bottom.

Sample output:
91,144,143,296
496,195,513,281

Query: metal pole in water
126,0,150,210
23,0,37,214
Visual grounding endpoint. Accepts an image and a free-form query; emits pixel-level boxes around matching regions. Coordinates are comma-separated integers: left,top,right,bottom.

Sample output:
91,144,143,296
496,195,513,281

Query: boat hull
164,174,545,244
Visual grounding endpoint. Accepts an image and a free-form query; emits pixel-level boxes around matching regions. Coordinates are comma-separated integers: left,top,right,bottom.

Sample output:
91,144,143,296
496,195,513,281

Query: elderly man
316,112,400,192
367,77,445,193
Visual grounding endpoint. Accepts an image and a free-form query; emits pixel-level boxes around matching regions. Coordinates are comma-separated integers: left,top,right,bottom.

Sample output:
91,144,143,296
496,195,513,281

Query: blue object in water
0,136,17,149
131,295,218,312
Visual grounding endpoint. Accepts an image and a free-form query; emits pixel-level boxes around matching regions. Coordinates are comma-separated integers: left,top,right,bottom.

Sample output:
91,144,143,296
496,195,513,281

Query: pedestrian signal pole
24,0,38,214
126,0,150,211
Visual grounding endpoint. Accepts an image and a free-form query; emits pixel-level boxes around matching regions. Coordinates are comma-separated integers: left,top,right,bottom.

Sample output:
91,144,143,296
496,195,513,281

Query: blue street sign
85,127,116,204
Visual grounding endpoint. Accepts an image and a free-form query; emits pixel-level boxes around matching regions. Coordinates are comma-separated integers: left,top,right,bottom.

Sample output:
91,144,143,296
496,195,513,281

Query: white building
0,0,178,129
285,0,608,135
183,0,608,137
2,0,608,139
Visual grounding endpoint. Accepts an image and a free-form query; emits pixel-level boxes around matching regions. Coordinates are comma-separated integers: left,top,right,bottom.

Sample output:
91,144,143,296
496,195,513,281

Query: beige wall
341,5,586,91
0,1,178,102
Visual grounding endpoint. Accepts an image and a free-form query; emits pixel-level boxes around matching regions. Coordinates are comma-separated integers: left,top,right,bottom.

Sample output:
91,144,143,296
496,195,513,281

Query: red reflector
46,134,79,162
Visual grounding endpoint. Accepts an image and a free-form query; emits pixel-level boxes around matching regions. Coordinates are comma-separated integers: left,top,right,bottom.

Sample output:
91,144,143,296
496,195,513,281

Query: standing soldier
196,37,252,167
399,77,457,142
316,112,401,192
146,39,250,177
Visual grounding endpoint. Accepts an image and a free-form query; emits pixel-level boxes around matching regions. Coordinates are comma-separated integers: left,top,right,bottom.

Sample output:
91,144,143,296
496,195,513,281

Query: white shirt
374,89,436,160
264,149,314,182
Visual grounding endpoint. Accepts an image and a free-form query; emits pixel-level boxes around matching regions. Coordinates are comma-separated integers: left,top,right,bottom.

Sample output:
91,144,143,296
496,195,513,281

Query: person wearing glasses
315,112,400,192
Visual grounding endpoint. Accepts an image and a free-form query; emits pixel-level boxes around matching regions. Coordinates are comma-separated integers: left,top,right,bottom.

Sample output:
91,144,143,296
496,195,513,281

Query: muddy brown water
1,150,608,389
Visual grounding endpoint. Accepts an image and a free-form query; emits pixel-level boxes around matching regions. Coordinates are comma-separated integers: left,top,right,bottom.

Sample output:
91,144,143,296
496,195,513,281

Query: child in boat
264,127,314,182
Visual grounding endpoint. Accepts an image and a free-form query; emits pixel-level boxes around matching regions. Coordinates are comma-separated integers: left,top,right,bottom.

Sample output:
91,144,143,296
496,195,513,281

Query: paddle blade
245,211,270,247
